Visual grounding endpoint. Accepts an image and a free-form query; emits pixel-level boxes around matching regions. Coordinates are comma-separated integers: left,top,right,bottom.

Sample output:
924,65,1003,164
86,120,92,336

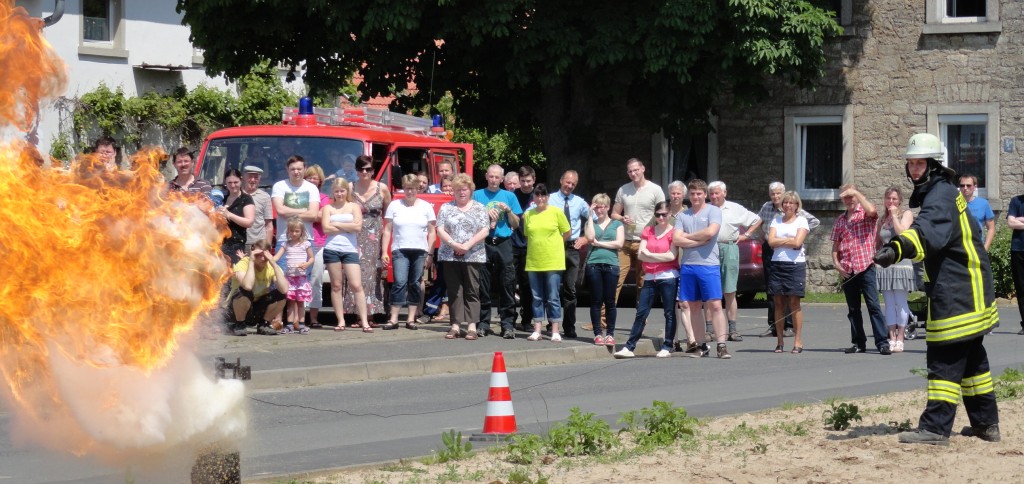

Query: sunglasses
959,184,974,188
654,212,669,218
357,166,374,173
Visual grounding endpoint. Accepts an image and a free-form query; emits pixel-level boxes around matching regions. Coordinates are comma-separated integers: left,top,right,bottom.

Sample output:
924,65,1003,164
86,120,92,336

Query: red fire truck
194,97,473,202
193,98,474,315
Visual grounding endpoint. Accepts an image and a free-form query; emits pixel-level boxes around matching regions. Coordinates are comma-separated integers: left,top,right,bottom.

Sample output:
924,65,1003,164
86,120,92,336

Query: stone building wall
714,0,1023,292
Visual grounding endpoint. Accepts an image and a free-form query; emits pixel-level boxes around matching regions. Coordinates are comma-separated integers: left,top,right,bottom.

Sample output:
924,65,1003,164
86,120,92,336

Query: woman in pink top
305,165,333,328
614,201,680,358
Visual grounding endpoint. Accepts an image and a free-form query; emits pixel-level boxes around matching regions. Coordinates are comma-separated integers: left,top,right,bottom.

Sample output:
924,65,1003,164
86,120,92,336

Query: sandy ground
275,390,1024,484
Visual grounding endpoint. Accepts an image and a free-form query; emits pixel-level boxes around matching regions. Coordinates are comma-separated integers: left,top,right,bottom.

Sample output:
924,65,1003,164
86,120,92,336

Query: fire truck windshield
198,136,363,187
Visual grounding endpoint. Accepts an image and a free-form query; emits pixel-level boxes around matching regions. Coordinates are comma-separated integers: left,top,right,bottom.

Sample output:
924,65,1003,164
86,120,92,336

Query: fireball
0,0,245,464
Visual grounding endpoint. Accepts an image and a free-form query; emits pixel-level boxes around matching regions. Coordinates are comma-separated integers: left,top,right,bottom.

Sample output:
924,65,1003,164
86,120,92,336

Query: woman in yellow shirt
523,183,570,341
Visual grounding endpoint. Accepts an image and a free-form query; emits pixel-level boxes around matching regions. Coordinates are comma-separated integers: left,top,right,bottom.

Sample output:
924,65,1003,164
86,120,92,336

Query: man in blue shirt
960,174,995,251
1007,188,1024,335
549,170,590,339
474,164,523,338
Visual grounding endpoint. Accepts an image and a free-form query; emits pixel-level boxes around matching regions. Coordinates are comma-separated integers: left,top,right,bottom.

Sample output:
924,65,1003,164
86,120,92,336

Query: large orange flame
0,0,243,463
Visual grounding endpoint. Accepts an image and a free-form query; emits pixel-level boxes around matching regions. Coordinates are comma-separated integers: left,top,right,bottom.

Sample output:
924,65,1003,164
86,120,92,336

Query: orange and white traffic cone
471,351,517,441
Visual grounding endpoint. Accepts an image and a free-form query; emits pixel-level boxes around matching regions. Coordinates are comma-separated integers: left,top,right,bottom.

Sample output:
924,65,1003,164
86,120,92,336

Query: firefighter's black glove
873,246,897,268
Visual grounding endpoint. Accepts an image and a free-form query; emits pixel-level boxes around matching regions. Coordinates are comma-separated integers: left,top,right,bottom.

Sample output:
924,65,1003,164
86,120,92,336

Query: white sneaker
655,349,671,358
613,348,635,359
551,333,562,342
527,332,541,341
895,340,904,352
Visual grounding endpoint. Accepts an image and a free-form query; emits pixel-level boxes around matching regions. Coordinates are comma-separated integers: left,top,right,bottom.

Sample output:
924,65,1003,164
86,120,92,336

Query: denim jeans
586,263,619,336
390,249,426,307
624,278,677,352
842,265,888,350
528,271,563,323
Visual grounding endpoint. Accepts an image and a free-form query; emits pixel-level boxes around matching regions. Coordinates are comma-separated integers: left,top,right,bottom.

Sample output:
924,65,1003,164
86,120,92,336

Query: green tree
178,0,841,176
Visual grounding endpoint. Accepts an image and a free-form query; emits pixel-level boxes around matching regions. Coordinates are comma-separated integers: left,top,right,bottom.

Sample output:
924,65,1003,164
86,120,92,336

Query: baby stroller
905,291,928,340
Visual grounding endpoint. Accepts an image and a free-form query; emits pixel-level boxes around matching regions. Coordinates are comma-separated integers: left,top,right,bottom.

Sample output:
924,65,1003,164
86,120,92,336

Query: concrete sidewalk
196,307,682,391
195,303,1021,391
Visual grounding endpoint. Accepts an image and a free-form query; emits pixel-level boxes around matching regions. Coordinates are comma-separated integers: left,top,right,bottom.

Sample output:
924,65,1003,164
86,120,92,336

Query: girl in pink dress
273,217,314,334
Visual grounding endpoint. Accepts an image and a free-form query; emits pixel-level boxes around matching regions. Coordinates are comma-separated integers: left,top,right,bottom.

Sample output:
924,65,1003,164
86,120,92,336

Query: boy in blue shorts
673,179,731,359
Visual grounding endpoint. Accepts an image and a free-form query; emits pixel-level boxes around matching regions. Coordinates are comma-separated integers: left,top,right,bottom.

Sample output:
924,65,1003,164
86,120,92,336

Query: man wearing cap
875,133,999,446
243,165,274,249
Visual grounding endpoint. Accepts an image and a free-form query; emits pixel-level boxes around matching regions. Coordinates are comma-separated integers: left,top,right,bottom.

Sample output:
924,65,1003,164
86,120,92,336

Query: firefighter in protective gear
874,133,1000,445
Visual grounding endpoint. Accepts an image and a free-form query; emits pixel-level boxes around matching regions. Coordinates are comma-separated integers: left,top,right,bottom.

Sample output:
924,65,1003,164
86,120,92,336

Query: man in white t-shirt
609,158,666,324
674,179,731,359
709,181,760,342
271,155,320,270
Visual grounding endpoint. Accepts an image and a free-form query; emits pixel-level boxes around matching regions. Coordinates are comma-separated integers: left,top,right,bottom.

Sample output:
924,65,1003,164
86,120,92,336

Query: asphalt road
2,304,1024,483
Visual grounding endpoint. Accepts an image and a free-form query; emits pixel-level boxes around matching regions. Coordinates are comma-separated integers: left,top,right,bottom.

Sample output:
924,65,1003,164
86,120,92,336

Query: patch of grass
618,401,698,449
801,292,847,303
546,407,619,457
506,467,549,484
379,460,426,474
909,367,929,378
779,401,804,411
776,420,810,436
503,433,545,465
823,402,863,430
425,430,473,465
889,419,913,432
823,395,848,406
996,367,1024,400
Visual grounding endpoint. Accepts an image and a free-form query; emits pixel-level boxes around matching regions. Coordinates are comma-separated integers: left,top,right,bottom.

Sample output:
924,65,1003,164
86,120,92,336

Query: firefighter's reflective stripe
901,228,925,262
961,371,994,397
958,207,986,312
926,302,998,344
928,379,961,404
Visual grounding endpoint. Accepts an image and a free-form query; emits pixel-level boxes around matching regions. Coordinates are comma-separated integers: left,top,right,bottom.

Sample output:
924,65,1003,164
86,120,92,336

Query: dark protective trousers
479,238,516,334
919,336,999,436
560,245,581,335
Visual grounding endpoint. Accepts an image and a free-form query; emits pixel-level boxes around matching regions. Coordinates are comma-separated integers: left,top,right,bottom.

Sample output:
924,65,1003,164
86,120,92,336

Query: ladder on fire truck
282,97,447,137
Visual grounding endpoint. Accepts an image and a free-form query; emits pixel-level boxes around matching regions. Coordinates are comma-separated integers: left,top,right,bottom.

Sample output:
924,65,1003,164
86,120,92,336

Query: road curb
248,338,665,390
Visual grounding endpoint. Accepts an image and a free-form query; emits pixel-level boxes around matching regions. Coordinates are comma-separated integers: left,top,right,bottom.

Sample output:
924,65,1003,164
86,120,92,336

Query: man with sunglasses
673,179,731,358
959,174,995,251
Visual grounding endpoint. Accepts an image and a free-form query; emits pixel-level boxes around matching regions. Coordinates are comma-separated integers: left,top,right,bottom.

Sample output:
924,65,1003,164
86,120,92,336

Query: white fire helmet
904,133,945,161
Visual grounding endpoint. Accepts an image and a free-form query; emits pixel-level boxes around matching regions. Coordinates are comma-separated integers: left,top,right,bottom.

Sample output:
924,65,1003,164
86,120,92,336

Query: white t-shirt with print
271,179,320,243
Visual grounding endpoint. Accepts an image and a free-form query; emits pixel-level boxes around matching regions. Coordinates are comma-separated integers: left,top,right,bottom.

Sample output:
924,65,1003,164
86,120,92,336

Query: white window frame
928,103,1000,202
784,105,853,201
924,0,1001,34
79,0,127,58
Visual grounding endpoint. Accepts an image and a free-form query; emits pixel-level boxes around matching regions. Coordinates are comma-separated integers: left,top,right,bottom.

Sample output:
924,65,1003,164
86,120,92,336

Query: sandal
279,326,294,335
298,325,310,335
405,322,419,330
348,322,361,329
445,328,460,339
382,321,400,330
774,345,784,353
333,325,346,332
791,346,803,354
362,326,374,333
368,322,380,328
309,322,323,329
465,330,478,340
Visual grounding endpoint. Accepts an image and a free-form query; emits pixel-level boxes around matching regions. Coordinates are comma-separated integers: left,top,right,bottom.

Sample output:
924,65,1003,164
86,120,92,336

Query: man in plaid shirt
831,183,890,355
